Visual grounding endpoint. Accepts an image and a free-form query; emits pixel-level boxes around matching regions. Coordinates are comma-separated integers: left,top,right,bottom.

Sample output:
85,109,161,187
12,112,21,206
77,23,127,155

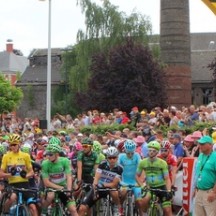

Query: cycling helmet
93,141,102,154
59,130,67,135
106,146,119,157
8,134,21,145
36,138,47,145
74,142,83,151
0,144,5,155
49,136,61,145
46,143,62,153
147,141,161,151
81,137,93,145
124,139,136,153
21,143,31,154
161,140,171,150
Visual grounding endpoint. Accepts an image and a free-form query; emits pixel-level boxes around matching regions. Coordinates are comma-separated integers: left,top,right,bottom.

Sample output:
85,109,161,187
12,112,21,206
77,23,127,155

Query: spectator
194,136,216,216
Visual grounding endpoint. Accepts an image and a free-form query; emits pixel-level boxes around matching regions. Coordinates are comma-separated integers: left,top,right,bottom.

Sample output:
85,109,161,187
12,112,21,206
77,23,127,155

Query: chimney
6,39,13,53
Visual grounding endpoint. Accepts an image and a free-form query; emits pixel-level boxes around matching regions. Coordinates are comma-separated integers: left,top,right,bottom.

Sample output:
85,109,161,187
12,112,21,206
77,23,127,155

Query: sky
0,0,216,57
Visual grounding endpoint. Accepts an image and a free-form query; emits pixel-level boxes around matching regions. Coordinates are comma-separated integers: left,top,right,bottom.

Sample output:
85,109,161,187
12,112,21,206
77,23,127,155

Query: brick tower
160,0,191,108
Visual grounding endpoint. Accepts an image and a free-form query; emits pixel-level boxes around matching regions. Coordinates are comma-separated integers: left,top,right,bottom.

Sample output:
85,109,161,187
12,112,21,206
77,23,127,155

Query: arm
103,176,120,188
136,170,146,187
171,165,177,186
0,168,12,179
66,173,73,190
165,174,172,191
43,178,64,190
26,167,34,179
77,160,82,182
93,170,101,187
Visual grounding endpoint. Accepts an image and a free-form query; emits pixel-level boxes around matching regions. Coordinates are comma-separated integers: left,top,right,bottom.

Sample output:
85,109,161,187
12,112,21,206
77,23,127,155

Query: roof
191,32,216,51
191,50,216,83
0,51,29,73
17,48,64,84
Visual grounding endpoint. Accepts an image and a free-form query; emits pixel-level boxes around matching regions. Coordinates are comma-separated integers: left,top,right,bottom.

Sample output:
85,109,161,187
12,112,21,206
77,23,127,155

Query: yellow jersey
1,151,32,184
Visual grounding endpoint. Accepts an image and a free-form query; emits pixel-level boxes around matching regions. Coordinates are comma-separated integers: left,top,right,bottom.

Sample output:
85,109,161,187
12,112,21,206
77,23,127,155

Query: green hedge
64,122,216,136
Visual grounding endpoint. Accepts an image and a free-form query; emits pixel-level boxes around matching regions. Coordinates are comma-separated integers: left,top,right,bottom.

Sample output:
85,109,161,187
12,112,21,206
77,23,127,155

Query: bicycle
142,187,175,216
74,183,97,216
44,188,74,216
120,183,139,216
0,187,38,216
95,187,119,216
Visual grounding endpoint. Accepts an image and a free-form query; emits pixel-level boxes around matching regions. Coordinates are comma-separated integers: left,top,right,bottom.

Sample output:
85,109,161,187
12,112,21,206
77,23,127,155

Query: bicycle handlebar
142,187,176,195
44,188,73,193
95,187,119,192
11,187,38,194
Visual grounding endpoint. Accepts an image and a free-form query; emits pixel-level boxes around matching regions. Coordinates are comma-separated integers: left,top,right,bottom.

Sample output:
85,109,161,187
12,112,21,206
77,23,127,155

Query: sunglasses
108,156,117,160
46,152,54,157
161,149,168,153
10,144,18,147
148,149,157,153
126,152,134,155
82,145,91,148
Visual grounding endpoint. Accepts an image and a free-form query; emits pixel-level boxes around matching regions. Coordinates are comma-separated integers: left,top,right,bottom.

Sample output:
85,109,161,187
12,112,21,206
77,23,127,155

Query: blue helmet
124,139,136,153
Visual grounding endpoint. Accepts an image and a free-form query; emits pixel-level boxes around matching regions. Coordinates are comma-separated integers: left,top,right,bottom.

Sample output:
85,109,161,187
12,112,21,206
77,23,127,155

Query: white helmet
106,146,119,157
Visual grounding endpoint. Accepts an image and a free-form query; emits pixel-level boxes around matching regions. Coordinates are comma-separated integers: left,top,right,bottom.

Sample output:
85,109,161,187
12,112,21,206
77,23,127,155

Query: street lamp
39,0,51,131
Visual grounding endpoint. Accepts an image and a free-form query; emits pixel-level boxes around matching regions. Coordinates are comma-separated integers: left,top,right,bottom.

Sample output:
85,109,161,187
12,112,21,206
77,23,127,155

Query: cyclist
78,146,123,216
41,142,78,216
136,141,173,216
35,138,47,164
118,139,142,215
0,134,39,216
93,140,106,163
77,137,100,184
157,140,177,187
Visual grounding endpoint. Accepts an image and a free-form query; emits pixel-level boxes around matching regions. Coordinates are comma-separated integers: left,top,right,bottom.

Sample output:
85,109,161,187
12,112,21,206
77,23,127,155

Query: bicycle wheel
16,205,31,216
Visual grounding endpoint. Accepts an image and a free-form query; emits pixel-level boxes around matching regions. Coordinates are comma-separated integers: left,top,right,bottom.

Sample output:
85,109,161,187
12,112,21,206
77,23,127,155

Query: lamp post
39,0,51,130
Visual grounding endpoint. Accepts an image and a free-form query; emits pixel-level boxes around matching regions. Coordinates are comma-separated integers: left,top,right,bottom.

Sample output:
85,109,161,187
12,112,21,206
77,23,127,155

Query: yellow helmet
8,134,21,145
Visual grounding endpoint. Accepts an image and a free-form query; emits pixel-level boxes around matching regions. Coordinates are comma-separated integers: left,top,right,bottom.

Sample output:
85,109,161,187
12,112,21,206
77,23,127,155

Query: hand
10,167,17,176
20,170,27,178
166,191,173,200
207,191,216,202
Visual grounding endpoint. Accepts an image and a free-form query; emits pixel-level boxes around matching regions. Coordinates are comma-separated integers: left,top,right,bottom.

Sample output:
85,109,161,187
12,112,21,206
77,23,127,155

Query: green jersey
41,157,71,186
196,151,216,190
137,157,169,187
77,151,100,181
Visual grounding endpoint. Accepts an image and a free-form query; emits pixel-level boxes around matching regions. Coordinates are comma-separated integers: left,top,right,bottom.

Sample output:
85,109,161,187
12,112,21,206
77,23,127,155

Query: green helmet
147,141,161,151
93,141,102,154
0,144,5,155
81,137,93,145
46,143,62,153
49,136,61,145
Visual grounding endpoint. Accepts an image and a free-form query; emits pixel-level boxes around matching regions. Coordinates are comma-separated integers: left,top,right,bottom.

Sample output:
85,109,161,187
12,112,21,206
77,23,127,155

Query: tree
0,73,23,113
66,0,152,92
76,39,168,112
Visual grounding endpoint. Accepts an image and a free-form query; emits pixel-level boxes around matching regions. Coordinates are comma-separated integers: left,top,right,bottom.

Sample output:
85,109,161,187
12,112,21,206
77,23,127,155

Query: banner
182,157,197,216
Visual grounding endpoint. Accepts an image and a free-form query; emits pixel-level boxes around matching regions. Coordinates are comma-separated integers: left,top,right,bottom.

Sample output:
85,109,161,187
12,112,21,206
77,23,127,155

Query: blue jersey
118,152,141,184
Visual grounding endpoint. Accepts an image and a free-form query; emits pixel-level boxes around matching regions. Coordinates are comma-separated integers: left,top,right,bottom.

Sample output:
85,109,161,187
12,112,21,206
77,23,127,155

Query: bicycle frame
9,187,38,216
120,184,139,216
96,187,119,216
44,188,73,216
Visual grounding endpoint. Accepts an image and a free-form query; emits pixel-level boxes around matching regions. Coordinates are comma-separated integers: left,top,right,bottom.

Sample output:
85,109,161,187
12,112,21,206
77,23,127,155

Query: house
0,40,29,85
16,48,65,119
15,32,216,119
191,33,216,105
